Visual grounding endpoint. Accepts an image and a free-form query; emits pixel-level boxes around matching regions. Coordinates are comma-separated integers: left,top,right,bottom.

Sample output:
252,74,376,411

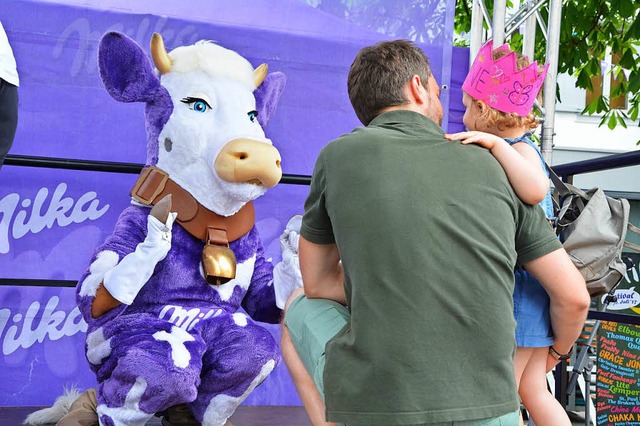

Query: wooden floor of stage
1,406,591,426
1,406,312,426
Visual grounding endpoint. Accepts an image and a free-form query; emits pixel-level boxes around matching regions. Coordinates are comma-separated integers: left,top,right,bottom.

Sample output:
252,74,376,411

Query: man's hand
445,131,505,151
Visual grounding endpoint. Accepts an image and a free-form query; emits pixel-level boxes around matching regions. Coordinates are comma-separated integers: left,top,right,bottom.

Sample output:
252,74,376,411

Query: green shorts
284,294,350,396
285,296,519,426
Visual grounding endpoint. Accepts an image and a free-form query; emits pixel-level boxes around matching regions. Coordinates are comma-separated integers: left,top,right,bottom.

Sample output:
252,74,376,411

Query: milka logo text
0,296,87,356
0,183,109,254
55,17,199,77
159,305,223,331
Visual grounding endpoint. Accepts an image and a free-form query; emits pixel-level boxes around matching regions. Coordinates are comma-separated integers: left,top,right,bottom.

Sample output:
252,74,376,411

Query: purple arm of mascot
69,32,297,426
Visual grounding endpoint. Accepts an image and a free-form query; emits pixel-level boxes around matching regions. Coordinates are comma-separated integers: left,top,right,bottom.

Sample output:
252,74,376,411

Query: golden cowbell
202,244,237,286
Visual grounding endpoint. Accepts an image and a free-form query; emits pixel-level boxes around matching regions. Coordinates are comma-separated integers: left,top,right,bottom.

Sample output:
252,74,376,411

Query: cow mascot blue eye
180,97,211,113
248,110,258,122
193,101,207,112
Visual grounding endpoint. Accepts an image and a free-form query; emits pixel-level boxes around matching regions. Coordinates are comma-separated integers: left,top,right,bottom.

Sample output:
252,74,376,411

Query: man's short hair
347,40,432,126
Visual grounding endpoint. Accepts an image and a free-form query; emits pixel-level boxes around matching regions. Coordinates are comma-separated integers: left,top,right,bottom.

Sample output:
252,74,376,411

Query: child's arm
445,131,550,205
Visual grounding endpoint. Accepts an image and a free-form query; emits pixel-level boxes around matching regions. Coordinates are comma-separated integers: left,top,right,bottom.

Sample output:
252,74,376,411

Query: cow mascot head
26,32,302,426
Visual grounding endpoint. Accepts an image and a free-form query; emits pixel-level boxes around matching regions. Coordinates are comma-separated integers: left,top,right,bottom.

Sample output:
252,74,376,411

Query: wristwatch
549,345,573,361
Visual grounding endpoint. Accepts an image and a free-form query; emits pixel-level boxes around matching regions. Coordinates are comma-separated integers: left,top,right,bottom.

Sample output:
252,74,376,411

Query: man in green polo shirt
281,40,590,425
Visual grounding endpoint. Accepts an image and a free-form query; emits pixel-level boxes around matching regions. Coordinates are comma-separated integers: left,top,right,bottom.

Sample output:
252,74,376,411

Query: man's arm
522,247,591,368
299,236,346,305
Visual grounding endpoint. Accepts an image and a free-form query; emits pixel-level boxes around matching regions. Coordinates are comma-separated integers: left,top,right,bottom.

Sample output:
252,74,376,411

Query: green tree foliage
455,0,640,133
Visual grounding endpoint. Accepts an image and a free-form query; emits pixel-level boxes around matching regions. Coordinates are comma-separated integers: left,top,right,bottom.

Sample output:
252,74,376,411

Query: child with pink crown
446,41,571,426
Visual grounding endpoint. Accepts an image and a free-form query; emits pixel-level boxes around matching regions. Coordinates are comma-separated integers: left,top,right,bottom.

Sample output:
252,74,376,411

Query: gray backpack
549,169,640,297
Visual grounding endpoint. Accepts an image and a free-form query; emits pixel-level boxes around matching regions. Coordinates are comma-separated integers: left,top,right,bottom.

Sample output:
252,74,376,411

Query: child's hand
444,131,505,151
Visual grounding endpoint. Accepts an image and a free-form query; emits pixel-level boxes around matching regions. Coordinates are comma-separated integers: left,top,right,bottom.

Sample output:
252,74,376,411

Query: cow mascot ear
255,71,286,127
98,31,162,103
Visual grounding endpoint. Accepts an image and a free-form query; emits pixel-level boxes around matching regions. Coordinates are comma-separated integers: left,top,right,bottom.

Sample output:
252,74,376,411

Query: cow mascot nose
215,138,282,188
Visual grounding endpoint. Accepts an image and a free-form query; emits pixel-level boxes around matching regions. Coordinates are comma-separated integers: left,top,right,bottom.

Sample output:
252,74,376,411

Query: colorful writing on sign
602,287,640,311
596,321,640,425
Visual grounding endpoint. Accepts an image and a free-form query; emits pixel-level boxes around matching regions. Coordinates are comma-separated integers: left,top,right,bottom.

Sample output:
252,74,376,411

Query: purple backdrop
0,0,468,407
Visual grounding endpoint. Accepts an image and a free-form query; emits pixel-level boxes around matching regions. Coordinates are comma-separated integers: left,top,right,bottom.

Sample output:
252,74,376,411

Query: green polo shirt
301,110,562,425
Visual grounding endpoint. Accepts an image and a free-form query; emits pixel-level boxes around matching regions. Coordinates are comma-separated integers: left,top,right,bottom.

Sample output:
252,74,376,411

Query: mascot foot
160,404,200,426
57,389,98,426
160,404,234,426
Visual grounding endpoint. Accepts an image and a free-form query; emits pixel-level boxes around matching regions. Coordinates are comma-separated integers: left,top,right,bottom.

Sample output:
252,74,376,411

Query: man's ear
408,75,428,105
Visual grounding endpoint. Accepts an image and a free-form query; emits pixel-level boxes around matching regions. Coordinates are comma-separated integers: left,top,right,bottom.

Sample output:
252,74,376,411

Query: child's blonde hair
469,50,543,131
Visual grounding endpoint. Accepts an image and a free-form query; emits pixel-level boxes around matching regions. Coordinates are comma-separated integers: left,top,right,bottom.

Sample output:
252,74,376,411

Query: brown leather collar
131,166,255,242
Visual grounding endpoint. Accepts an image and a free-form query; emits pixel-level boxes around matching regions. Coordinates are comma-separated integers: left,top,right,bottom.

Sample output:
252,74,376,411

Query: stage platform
0,406,591,426
1,406,312,426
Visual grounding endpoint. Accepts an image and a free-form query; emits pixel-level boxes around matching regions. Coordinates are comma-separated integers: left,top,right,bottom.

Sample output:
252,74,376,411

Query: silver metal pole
535,10,548,40
522,1,538,61
541,0,562,164
477,0,493,34
492,0,507,46
505,0,547,40
470,0,486,62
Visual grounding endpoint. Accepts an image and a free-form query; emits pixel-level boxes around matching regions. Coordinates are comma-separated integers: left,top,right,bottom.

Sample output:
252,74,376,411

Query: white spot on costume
79,250,119,297
86,327,111,365
232,312,248,327
153,326,196,369
201,359,276,426
97,377,151,426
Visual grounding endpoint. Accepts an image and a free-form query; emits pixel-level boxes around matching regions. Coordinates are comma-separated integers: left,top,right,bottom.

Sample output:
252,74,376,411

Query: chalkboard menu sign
596,253,640,425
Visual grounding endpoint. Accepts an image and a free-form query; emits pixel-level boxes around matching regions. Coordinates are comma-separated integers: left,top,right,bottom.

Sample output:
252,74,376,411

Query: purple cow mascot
27,31,302,426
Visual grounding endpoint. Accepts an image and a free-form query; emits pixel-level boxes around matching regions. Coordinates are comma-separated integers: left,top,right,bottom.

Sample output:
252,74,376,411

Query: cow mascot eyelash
25,32,302,426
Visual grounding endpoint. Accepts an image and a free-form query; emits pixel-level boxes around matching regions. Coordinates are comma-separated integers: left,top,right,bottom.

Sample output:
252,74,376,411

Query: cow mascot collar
131,165,257,285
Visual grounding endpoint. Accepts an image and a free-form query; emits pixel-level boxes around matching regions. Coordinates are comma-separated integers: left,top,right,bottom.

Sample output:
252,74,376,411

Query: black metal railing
4,154,313,185
3,150,639,304
553,149,640,182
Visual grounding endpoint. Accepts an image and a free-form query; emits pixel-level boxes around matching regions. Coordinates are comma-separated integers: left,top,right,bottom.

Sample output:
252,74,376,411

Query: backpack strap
546,164,590,199
545,163,595,224
546,164,569,196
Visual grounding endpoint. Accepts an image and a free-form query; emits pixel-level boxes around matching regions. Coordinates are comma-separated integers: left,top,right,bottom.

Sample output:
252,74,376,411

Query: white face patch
211,254,256,301
97,377,151,426
153,326,196,369
79,250,119,297
86,327,112,365
157,73,270,216
201,359,276,426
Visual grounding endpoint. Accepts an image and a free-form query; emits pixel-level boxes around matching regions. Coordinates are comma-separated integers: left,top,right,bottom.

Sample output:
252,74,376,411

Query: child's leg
513,347,534,426
514,347,534,388
519,347,571,426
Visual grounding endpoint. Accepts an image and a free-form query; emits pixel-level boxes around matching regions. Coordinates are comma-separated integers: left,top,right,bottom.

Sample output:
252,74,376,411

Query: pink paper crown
462,40,549,117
